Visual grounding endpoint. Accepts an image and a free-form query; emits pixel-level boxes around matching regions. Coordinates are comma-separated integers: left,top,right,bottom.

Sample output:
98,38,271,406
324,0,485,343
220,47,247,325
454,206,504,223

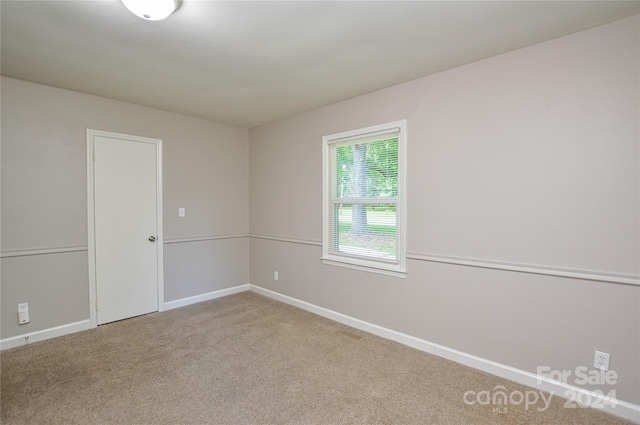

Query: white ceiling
2,1,638,128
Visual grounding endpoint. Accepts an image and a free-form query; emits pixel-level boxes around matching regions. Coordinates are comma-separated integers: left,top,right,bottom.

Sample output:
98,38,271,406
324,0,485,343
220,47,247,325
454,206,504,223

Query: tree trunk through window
351,143,368,235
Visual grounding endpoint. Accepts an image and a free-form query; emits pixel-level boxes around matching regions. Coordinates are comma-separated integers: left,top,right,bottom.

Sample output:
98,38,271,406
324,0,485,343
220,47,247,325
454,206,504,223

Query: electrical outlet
178,207,185,217
594,350,610,371
274,271,279,281
18,303,30,325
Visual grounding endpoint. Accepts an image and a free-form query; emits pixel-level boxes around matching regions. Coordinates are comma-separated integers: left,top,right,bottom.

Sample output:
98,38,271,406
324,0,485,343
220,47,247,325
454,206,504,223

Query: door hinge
93,151,96,161
96,300,99,311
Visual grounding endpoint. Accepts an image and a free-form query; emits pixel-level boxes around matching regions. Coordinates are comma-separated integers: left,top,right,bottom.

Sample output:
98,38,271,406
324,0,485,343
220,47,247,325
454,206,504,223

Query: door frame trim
86,129,164,328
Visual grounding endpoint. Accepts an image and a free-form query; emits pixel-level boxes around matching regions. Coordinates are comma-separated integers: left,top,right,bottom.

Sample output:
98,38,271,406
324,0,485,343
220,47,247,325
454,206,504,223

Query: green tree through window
336,138,398,237
323,120,406,275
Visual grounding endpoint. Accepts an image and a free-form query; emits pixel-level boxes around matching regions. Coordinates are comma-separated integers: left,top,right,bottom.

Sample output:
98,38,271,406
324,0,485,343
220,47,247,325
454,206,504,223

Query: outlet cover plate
18,302,30,325
594,350,610,371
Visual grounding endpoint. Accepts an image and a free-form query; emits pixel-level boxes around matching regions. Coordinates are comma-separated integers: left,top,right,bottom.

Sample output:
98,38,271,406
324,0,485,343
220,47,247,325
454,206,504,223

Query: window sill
321,257,407,278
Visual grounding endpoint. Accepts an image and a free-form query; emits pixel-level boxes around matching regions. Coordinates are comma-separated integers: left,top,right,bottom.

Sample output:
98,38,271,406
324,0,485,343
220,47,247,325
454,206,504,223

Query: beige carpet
1,292,633,424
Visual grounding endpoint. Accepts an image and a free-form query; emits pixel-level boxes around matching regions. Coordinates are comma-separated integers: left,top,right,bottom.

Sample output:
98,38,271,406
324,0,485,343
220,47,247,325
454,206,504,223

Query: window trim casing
322,120,407,278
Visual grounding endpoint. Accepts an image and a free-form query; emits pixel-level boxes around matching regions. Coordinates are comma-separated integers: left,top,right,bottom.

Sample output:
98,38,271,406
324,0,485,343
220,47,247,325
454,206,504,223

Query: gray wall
249,16,640,404
1,77,249,338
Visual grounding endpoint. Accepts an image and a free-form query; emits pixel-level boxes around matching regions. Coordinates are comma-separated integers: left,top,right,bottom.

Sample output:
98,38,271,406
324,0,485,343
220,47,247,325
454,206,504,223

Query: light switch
179,208,185,217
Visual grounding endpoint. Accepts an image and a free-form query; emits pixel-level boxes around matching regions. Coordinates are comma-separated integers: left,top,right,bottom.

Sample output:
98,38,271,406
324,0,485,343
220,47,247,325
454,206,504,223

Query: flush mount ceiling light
121,0,182,21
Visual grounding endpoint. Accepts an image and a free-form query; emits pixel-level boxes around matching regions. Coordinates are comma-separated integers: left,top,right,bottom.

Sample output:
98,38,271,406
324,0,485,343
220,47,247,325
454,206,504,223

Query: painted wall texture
1,77,250,338
249,16,639,404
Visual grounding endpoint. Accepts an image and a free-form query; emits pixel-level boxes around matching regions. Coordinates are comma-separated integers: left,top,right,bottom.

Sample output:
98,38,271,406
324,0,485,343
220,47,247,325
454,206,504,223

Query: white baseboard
249,284,640,424
163,284,250,311
0,319,91,351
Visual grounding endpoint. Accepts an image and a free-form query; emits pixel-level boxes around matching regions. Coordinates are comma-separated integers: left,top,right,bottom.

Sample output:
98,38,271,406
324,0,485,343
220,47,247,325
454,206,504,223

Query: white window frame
322,120,407,278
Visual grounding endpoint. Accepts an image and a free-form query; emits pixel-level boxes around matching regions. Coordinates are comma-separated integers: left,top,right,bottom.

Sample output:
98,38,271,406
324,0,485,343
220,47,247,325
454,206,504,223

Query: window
322,120,406,277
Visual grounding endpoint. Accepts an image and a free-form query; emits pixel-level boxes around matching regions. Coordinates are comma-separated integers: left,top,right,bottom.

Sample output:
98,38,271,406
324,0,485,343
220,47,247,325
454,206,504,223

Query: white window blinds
323,120,406,276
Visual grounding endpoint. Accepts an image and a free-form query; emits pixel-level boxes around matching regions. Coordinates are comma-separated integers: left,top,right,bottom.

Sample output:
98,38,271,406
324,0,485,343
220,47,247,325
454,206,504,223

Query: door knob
148,236,156,242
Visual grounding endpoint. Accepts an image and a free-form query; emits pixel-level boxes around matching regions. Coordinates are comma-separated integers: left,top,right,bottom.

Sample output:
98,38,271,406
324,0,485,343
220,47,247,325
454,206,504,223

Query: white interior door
92,133,160,325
